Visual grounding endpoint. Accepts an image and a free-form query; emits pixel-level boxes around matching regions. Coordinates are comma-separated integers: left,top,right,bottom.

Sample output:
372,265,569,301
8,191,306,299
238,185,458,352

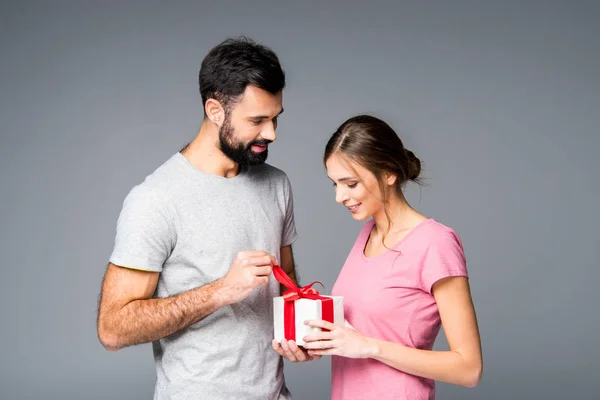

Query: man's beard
219,116,271,168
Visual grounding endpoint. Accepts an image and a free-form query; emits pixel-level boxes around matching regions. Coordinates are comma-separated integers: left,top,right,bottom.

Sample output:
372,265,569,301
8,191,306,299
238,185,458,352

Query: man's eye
252,120,262,125
272,116,279,127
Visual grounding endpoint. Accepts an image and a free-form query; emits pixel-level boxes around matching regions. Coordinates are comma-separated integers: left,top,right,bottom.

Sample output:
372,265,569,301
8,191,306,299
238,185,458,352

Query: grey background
1,1,598,399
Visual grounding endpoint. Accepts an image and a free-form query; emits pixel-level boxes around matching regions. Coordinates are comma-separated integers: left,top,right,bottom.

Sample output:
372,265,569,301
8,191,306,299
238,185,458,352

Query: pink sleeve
420,229,468,294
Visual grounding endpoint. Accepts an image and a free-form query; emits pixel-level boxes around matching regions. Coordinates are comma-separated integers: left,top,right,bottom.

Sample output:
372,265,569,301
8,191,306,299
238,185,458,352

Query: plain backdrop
1,1,599,399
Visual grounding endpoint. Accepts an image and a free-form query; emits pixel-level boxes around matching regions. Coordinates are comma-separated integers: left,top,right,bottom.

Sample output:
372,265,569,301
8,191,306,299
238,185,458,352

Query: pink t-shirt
330,218,468,400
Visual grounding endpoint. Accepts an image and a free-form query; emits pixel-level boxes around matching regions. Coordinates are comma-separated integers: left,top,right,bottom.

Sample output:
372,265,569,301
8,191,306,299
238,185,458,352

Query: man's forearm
101,279,227,350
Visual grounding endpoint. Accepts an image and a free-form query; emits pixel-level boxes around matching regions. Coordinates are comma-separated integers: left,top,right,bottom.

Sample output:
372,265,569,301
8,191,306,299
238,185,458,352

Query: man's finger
252,265,273,276
280,339,298,362
254,276,269,287
246,255,275,267
272,339,286,356
237,250,269,258
288,341,309,362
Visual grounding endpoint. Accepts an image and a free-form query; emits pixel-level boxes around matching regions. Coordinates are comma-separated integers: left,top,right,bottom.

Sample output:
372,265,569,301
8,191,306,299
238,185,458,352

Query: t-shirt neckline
360,218,435,262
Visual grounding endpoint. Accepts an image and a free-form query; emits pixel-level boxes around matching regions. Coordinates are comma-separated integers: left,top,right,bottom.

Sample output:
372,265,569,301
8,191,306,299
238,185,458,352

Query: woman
303,115,482,399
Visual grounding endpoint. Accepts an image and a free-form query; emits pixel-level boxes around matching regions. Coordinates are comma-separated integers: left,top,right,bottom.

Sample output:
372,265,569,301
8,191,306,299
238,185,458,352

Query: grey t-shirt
109,152,297,400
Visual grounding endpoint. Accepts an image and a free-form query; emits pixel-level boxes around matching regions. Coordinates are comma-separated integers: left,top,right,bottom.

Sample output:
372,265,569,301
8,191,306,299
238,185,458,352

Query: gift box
272,265,344,347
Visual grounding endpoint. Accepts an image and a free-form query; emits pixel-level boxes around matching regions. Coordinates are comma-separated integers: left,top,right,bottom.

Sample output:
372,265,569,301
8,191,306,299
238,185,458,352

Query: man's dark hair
199,36,286,114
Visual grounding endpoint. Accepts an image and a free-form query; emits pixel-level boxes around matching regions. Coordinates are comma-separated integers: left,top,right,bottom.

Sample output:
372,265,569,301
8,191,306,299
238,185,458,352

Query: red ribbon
273,265,334,341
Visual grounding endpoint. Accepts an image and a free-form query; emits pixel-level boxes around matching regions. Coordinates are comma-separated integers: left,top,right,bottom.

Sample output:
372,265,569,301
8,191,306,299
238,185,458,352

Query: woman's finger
305,319,336,330
304,330,333,343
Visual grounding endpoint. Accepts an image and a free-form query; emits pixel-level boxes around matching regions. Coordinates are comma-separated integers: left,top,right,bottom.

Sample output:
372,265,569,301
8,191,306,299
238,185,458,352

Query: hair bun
404,149,421,181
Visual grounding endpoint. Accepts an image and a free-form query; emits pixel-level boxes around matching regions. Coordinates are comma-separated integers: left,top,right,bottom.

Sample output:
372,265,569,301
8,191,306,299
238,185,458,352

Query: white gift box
273,296,344,346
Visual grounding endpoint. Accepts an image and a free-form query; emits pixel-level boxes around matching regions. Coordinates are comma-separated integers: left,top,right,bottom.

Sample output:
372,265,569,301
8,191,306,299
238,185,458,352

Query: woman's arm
304,276,483,387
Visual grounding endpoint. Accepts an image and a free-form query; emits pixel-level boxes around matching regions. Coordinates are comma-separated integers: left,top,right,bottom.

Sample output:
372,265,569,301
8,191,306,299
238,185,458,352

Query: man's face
219,86,283,167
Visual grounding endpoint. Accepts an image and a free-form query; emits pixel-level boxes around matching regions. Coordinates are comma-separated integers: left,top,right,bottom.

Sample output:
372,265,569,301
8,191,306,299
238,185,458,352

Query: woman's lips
347,204,361,213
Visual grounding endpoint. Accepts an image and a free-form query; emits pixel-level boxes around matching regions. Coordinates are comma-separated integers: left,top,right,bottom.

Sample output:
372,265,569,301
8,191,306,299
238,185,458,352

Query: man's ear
205,98,225,127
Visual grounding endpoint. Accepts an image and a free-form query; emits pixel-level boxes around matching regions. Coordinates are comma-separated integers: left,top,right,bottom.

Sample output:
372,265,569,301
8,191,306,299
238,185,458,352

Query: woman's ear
205,98,225,127
386,172,397,186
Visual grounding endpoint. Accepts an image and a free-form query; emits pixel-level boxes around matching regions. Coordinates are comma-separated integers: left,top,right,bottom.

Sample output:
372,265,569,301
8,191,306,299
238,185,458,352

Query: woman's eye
348,183,358,189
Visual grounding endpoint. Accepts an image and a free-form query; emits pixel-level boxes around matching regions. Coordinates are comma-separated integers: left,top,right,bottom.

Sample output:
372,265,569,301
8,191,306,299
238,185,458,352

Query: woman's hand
302,319,378,358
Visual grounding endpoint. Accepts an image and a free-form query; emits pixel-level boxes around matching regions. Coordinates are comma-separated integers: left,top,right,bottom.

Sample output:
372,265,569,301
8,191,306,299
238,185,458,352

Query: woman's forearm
366,338,482,387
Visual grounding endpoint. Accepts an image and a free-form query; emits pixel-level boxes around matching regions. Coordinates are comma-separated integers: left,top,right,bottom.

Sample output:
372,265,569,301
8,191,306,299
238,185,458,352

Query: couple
97,37,482,400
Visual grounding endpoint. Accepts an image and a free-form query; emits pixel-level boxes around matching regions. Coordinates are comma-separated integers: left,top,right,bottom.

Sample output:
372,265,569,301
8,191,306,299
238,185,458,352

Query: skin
97,86,311,363
299,153,483,387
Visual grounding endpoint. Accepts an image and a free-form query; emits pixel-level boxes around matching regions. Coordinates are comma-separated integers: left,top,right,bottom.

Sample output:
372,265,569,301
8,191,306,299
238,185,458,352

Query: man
97,37,313,400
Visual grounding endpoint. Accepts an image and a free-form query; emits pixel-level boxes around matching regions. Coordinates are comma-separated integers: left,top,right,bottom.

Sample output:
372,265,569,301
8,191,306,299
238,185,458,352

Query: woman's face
325,153,386,221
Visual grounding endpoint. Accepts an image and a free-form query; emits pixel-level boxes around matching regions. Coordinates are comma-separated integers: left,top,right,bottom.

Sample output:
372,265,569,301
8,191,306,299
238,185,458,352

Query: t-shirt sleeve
281,175,298,247
109,185,174,272
420,229,468,294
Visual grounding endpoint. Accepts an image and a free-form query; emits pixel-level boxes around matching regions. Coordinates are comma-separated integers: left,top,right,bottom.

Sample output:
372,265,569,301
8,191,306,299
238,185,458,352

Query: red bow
273,265,334,341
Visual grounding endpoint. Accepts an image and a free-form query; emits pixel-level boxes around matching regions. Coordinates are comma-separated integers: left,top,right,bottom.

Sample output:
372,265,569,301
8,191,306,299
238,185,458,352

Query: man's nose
261,121,277,142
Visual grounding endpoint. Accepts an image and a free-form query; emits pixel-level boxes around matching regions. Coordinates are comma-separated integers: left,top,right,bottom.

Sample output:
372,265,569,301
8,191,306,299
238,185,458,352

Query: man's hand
272,339,322,362
217,250,277,306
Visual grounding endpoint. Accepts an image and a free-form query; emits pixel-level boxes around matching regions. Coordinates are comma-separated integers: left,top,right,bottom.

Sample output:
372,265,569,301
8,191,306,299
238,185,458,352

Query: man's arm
97,263,224,351
279,245,298,294
97,251,275,351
